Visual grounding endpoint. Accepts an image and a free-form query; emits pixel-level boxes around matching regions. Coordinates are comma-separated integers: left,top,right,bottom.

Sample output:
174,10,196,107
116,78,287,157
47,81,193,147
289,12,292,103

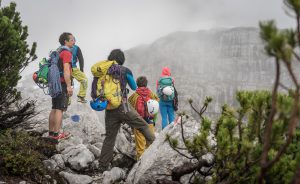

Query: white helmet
162,86,174,96
147,99,159,115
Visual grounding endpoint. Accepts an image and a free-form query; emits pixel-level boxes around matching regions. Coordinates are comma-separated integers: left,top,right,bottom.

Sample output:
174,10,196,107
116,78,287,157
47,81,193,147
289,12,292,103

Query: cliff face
125,27,293,116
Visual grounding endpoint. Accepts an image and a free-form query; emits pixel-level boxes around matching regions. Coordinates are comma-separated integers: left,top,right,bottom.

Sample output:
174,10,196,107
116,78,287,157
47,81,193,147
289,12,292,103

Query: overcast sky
2,0,295,76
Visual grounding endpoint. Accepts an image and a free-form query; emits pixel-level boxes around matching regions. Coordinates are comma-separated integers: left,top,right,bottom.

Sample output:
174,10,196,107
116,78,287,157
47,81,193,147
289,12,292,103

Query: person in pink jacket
156,67,175,129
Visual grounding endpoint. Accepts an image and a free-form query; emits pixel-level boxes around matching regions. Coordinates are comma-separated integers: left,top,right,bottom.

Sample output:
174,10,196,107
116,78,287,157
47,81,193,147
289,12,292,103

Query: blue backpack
33,46,71,98
157,76,175,101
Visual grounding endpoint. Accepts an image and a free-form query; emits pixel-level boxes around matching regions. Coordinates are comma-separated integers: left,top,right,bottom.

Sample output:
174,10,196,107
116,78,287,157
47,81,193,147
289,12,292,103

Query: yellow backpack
91,60,122,110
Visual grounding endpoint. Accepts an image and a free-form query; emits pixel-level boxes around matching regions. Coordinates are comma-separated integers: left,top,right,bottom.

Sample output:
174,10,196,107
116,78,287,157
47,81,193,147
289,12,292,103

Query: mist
2,0,294,77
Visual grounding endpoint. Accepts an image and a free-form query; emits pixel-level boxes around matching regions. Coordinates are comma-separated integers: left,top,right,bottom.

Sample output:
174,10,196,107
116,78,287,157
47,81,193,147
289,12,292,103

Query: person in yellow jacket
71,43,88,103
128,76,159,160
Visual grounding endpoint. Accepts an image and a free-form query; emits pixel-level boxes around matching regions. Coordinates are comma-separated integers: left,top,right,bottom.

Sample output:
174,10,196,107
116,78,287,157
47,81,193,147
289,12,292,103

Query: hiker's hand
67,86,73,97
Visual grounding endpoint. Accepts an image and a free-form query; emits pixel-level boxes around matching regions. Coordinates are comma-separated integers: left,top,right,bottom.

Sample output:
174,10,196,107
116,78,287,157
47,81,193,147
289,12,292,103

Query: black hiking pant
98,103,155,168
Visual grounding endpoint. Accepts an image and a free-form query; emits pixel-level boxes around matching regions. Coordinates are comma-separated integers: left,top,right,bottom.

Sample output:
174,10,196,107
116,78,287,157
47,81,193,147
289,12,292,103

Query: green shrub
0,130,56,178
166,91,300,183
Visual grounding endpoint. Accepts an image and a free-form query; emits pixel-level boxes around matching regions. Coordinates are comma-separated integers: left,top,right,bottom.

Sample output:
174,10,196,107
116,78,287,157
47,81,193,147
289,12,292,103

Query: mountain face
125,27,293,117
15,27,298,182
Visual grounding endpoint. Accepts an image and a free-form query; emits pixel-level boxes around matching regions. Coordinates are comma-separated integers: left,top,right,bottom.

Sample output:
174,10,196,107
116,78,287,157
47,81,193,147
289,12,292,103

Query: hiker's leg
134,128,146,160
159,102,168,129
51,84,68,133
145,124,155,149
72,68,88,98
123,105,155,145
49,109,56,133
53,109,63,133
99,109,121,168
50,95,59,134
167,102,175,124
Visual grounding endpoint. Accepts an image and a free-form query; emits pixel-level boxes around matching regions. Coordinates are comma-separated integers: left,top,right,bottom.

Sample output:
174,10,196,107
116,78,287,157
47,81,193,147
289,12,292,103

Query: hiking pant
159,101,175,129
99,103,155,168
134,124,155,160
71,68,88,98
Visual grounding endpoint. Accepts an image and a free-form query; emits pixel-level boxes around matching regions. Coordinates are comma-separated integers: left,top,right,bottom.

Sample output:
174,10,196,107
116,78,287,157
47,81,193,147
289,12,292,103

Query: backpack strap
142,95,148,118
57,46,71,53
100,79,105,98
91,77,98,99
108,64,128,98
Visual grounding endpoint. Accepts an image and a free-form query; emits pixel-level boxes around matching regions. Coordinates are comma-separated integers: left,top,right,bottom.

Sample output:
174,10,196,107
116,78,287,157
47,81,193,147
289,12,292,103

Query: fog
2,0,294,76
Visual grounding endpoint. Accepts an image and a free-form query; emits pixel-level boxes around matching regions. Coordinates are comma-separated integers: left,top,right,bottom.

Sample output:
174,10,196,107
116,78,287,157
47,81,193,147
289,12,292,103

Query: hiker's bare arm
64,62,73,96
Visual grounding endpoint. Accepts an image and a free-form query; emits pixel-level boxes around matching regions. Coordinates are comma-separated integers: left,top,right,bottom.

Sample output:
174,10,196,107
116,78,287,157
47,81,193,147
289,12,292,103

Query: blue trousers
159,101,175,129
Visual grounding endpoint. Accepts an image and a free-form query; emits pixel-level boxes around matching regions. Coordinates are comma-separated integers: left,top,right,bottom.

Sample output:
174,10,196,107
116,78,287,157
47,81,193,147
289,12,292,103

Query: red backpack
135,88,154,121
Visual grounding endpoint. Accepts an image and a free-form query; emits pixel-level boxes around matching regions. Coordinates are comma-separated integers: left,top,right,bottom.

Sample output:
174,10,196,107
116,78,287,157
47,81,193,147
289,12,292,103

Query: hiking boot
48,132,71,140
77,96,87,103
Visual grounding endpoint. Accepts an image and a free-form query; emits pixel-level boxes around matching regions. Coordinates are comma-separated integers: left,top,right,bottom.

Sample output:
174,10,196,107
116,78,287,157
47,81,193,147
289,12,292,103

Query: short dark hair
59,32,72,45
108,49,125,65
136,76,148,87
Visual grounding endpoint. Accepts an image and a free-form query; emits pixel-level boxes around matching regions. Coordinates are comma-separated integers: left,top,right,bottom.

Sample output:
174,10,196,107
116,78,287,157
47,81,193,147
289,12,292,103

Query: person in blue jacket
98,49,155,173
71,43,88,103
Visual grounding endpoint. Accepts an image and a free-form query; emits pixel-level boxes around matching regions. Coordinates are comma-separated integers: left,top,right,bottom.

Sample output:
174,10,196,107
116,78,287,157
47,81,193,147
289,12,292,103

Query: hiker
48,32,74,140
157,67,176,129
128,76,159,160
71,41,88,103
94,49,155,172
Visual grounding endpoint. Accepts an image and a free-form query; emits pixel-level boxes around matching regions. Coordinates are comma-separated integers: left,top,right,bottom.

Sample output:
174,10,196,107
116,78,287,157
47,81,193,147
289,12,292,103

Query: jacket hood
136,87,151,97
161,67,171,77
